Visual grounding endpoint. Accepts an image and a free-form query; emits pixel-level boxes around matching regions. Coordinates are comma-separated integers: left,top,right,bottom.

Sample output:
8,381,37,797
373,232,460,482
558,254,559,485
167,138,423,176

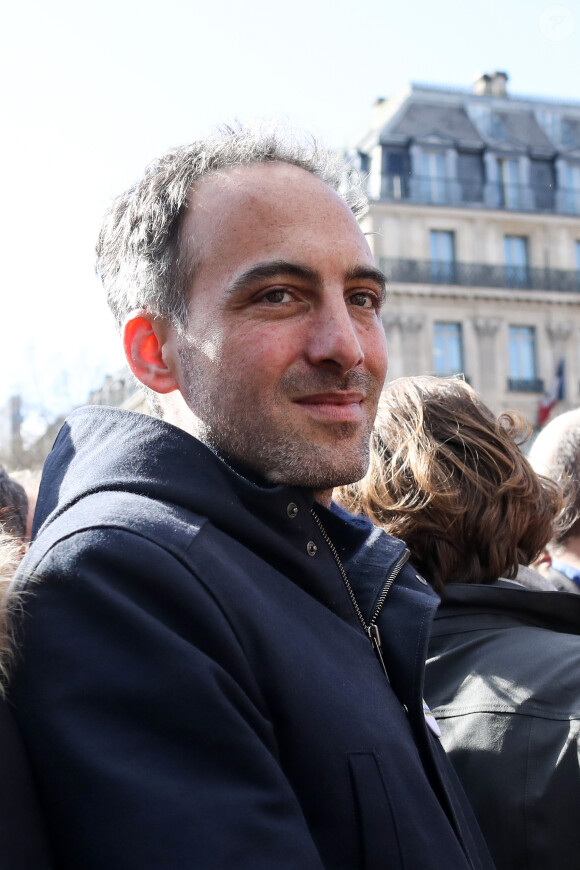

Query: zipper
312,510,473,863
311,508,410,681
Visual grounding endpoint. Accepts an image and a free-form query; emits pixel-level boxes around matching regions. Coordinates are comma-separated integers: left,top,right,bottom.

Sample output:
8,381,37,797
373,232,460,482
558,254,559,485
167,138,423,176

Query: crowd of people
1,124,579,869
337,376,580,869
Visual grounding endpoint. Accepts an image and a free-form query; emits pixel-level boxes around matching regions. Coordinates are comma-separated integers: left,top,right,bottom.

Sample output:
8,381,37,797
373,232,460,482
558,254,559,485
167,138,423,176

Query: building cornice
367,199,580,227
384,282,580,305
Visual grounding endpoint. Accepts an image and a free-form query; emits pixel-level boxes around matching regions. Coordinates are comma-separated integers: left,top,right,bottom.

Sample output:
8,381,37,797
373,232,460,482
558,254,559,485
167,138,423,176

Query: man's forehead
185,160,347,214
179,161,372,287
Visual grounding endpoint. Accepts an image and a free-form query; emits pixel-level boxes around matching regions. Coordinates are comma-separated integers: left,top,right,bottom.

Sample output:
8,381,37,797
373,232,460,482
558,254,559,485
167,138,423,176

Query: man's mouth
293,392,365,423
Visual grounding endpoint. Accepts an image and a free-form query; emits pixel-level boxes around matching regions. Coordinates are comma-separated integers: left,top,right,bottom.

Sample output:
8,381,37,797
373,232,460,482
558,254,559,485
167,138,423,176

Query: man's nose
305,298,365,371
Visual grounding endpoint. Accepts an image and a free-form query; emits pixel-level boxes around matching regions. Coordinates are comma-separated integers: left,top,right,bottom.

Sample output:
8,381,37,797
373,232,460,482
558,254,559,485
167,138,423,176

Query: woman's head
337,376,562,595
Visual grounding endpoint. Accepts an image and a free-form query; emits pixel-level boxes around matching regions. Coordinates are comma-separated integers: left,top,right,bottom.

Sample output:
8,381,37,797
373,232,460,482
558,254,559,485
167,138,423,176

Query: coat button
287,502,299,518
416,574,428,586
307,541,318,557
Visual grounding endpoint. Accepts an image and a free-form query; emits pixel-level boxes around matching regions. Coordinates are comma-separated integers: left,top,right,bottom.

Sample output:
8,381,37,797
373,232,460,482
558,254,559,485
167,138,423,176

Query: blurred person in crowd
11,469,42,542
529,408,580,593
7,128,494,870
0,465,28,543
0,532,51,868
337,375,580,870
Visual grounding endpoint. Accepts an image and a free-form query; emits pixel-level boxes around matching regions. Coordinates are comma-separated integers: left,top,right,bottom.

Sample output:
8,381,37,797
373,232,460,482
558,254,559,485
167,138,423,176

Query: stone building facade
349,71,580,423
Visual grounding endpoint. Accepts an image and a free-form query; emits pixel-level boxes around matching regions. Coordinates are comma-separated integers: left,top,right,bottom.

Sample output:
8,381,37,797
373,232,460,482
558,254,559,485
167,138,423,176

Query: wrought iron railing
379,258,580,293
379,174,580,215
507,378,544,393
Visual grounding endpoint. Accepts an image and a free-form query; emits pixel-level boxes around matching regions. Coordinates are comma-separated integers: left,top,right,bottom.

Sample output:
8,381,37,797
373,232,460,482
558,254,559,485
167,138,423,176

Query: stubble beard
178,346,377,490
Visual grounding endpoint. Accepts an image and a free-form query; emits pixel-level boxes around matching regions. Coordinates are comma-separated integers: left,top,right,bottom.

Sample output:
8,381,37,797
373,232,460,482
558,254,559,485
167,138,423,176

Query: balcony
379,174,580,215
507,378,544,393
379,258,580,293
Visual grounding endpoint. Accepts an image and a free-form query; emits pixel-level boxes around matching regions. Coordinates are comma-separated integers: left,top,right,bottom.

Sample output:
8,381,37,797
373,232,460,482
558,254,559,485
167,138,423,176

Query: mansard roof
559,145,580,160
563,118,580,148
353,80,580,165
380,102,483,149
489,111,555,156
485,136,528,155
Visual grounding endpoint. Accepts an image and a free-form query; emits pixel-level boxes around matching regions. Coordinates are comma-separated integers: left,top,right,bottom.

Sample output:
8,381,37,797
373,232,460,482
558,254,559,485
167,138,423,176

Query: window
530,159,555,210
422,151,446,204
565,164,580,214
504,236,529,287
508,326,540,391
537,110,561,144
434,322,463,376
457,152,484,202
430,231,455,283
357,151,370,175
467,104,491,137
497,158,520,209
562,118,580,148
382,147,410,199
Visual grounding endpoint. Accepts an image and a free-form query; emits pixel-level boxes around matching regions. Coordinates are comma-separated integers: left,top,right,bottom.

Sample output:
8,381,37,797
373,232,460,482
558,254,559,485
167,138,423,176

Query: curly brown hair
336,376,563,596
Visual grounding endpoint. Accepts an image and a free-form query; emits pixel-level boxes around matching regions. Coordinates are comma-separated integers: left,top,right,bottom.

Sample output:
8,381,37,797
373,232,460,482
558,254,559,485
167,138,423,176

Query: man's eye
262,289,292,304
350,292,377,309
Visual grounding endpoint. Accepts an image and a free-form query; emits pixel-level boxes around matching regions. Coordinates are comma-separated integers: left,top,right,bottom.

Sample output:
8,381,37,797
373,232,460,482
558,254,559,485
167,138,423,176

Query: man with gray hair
9,126,494,869
529,408,580,594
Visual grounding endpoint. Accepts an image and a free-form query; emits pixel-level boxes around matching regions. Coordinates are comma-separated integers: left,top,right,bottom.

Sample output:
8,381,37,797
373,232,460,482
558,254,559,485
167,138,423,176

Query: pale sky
2,0,579,427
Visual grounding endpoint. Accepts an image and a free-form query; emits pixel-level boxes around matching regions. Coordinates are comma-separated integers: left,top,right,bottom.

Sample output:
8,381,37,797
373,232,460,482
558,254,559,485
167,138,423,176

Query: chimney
472,71,509,98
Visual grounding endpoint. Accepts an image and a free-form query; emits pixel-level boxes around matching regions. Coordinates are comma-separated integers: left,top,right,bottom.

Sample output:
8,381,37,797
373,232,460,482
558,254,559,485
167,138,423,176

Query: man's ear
123,312,179,394
532,548,552,576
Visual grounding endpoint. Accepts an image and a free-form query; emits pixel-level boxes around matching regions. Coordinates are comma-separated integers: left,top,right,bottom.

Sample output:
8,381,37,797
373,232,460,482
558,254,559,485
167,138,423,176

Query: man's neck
313,489,333,508
213,449,333,506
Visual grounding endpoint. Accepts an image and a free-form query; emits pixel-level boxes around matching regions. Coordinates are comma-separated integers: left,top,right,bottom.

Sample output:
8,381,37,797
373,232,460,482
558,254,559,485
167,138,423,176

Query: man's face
169,162,388,490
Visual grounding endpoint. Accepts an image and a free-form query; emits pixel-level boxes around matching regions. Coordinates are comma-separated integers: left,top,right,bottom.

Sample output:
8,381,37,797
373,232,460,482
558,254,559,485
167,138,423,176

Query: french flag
538,358,565,427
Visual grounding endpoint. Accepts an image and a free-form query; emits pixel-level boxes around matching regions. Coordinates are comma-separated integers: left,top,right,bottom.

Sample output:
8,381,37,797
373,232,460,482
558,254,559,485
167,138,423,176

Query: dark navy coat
9,407,494,869
0,699,52,868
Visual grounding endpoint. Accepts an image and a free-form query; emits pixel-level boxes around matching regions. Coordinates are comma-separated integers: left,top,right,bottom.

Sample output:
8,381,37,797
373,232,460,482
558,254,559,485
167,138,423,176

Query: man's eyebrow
227,261,322,295
344,266,387,302
226,260,387,301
